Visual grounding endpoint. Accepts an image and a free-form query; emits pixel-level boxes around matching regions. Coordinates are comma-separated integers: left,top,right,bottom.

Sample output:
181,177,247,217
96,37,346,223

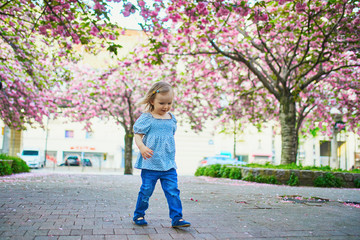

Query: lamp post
1,125,10,154
330,108,342,169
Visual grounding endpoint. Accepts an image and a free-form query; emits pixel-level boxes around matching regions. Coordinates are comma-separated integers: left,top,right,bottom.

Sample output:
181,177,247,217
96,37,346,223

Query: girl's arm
134,134,153,159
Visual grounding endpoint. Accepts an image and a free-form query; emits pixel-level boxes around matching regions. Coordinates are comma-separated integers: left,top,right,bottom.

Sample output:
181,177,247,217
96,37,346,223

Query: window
22,150,39,156
65,130,74,138
320,141,331,157
320,140,345,156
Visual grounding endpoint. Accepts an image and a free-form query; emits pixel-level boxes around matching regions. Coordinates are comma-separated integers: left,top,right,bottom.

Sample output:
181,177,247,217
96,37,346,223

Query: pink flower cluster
122,2,136,17
1,0,121,128
343,202,360,208
134,0,360,138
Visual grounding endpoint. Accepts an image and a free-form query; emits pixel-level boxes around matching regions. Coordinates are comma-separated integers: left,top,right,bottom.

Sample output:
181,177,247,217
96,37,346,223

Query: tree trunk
279,96,297,165
124,132,133,175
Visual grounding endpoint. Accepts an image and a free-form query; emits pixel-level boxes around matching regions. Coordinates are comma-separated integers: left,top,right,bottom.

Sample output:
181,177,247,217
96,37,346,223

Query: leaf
309,127,319,137
107,43,123,55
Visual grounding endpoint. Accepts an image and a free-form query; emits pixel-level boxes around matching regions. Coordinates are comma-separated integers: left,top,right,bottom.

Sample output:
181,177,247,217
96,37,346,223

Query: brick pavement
0,170,360,240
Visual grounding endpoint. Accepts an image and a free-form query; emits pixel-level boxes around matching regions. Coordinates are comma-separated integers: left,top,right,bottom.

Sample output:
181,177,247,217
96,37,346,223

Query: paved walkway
0,169,359,240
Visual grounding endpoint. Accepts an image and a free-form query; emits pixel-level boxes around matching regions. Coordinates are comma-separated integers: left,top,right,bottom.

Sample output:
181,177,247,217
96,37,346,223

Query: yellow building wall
77,29,147,68
9,129,22,156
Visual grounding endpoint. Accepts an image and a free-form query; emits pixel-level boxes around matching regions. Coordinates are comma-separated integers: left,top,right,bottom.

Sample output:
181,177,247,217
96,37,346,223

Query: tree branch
206,38,281,99
0,0,11,9
296,3,348,91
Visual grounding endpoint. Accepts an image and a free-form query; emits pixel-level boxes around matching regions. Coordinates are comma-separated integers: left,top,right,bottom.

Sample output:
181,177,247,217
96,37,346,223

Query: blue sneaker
133,217,148,226
172,219,191,228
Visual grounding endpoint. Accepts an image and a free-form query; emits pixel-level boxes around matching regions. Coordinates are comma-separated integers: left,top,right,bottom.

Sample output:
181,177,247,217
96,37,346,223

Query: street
0,169,360,240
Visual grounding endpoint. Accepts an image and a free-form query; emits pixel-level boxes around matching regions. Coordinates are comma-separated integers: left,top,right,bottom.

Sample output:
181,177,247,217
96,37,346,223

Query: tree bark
279,96,297,165
124,131,133,175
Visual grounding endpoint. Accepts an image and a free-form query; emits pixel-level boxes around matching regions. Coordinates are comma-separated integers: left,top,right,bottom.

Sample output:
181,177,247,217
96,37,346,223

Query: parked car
19,148,45,168
199,154,247,167
82,158,92,167
64,156,81,166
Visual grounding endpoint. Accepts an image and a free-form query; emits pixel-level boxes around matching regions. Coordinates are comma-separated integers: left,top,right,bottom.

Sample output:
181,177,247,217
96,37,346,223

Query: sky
107,1,144,30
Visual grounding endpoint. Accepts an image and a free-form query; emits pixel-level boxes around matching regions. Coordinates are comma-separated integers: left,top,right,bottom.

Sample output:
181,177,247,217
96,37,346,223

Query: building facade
2,118,359,175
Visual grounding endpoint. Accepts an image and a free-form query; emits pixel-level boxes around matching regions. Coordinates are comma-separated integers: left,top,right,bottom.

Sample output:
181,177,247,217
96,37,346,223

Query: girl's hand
140,146,154,159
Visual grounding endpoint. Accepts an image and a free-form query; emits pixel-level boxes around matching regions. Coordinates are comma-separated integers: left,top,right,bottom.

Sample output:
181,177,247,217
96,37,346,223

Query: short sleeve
133,113,152,135
171,113,177,134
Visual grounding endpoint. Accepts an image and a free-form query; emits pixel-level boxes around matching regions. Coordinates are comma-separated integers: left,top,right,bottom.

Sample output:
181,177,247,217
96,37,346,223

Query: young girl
132,81,191,228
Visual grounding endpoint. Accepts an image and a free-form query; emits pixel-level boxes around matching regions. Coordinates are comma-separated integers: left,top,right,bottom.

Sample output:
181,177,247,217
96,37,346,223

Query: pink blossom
253,39,261,45
94,2,106,11
38,25,48,35
138,0,145,7
90,26,99,36
123,10,130,17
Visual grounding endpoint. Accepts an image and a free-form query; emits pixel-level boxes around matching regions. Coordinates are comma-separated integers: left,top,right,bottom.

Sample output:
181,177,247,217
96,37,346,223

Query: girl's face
151,91,174,116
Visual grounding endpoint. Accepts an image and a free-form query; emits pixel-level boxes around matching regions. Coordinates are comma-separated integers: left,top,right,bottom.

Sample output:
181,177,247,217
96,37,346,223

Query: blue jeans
133,168,183,223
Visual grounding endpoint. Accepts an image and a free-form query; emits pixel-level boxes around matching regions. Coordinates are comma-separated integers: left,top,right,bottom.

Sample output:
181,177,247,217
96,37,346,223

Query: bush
287,173,300,186
354,179,360,188
195,167,206,176
268,176,278,184
205,164,222,178
244,163,356,173
255,175,278,184
314,173,343,188
194,164,355,188
0,154,30,176
242,173,278,184
212,164,222,177
195,165,240,179
204,167,215,177
11,158,30,174
229,167,242,179
243,173,255,182
220,165,232,178
0,161,12,176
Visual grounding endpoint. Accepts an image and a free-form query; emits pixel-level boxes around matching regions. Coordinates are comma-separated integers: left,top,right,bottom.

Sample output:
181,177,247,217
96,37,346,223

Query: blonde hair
139,81,173,112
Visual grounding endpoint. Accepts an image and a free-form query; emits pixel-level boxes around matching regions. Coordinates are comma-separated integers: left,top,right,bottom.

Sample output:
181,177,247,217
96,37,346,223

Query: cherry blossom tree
1,0,122,128
133,0,360,165
55,49,185,174
301,68,360,136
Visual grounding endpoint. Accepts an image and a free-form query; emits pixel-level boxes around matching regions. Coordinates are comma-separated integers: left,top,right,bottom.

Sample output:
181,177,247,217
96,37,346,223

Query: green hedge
194,164,243,179
314,173,343,188
194,164,359,188
195,165,276,184
242,173,278,184
287,173,300,186
195,164,222,178
229,167,242,179
220,165,231,178
245,162,360,174
0,161,12,176
354,179,360,188
0,154,30,176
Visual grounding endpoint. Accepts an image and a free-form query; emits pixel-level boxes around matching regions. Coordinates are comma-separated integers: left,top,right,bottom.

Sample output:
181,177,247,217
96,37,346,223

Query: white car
19,149,45,168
